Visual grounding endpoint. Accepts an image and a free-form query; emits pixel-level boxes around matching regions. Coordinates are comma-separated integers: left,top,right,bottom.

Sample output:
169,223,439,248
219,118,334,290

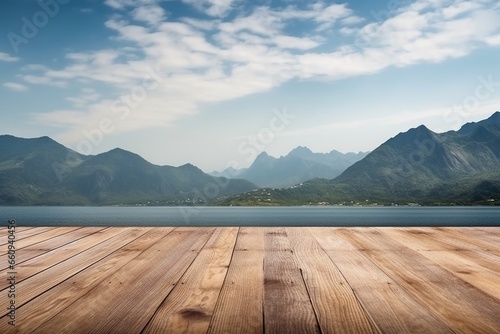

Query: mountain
0,135,256,205
209,166,247,179
221,112,500,205
234,147,368,188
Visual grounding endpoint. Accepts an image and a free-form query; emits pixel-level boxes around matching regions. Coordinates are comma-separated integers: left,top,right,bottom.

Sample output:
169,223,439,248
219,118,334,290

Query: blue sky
1,0,500,171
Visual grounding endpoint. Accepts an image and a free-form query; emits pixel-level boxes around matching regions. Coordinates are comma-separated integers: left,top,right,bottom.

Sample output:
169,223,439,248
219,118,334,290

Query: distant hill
209,166,247,179
221,112,500,205
214,147,368,188
0,135,256,205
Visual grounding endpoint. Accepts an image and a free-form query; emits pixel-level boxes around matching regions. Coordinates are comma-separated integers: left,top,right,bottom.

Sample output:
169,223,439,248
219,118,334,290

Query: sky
1,0,500,172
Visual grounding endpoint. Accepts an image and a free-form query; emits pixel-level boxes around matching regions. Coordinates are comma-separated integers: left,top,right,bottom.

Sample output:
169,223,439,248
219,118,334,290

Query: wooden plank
0,227,169,334
337,228,500,334
0,227,55,246
0,226,36,244
0,227,105,270
142,227,238,334
262,227,320,334
0,227,120,290
287,228,378,334
0,227,143,315
310,227,453,333
432,227,500,256
1,226,499,333
381,227,500,273
31,228,215,334
381,228,500,300
0,226,81,255
393,227,500,252
208,227,265,334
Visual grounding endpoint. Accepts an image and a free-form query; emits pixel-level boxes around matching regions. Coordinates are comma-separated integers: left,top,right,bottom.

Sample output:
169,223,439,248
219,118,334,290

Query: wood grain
0,227,139,314
32,227,214,334
207,227,265,334
0,226,499,334
310,227,452,333
0,226,56,247
0,227,104,271
337,228,500,333
142,227,238,334
288,227,377,333
0,227,167,334
262,227,320,334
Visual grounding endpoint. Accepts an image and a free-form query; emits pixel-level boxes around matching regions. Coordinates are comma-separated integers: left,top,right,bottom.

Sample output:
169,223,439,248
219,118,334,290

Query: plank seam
0,227,107,270
23,227,158,333
299,268,324,334
347,228,460,334
0,228,144,314
0,227,114,293
206,227,244,334
139,227,218,334
318,228,383,334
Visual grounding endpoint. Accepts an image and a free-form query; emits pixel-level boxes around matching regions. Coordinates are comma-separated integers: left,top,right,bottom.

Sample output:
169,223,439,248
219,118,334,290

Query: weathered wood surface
0,227,499,333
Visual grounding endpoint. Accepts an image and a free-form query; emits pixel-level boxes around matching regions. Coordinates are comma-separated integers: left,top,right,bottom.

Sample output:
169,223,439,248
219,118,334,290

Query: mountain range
0,135,256,205
222,112,500,206
210,147,368,188
2,112,500,206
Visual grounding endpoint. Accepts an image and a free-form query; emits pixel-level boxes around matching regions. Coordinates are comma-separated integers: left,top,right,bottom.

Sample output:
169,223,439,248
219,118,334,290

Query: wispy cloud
104,0,160,10
3,82,28,92
0,52,19,62
182,0,237,17
27,0,500,147
131,5,166,26
21,74,67,88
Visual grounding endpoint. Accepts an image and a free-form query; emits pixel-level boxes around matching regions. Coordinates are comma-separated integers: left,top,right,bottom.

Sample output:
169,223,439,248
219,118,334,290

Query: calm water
1,206,499,226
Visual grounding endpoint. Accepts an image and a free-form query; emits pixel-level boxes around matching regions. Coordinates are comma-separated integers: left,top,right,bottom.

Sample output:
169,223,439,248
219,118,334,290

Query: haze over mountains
224,112,500,205
211,147,368,188
1,112,500,206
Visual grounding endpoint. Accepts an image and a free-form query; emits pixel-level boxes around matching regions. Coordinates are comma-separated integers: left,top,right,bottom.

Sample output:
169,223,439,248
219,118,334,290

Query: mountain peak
415,124,430,131
106,147,137,157
486,111,500,123
290,146,313,155
458,111,500,135
253,151,276,164
412,124,435,136
179,163,203,173
108,147,127,153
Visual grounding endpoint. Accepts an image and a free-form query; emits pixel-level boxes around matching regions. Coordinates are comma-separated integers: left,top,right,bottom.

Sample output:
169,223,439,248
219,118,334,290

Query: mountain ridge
0,136,256,205
3,112,500,206
212,146,369,188
221,112,500,206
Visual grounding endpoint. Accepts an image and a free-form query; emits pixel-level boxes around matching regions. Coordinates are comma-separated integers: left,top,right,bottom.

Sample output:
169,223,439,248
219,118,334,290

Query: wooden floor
1,226,500,333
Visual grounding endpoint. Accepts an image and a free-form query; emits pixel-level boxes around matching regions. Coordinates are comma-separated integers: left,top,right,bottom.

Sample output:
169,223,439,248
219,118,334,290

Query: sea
2,206,500,226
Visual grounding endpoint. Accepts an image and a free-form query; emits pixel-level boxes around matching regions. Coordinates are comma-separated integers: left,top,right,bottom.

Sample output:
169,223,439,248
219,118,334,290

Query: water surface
2,206,499,226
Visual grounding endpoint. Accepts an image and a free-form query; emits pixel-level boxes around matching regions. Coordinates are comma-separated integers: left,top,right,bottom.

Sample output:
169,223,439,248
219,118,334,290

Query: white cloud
104,0,159,10
182,0,237,17
22,75,67,88
0,52,19,62
131,5,165,26
3,82,28,92
315,4,354,31
21,64,51,72
26,0,500,148
66,88,101,107
486,33,500,46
